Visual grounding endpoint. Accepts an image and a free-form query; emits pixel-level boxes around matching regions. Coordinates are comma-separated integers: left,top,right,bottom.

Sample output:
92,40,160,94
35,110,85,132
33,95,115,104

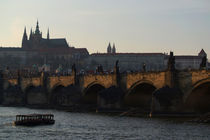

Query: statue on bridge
96,65,103,74
142,63,146,72
114,60,121,87
115,60,119,74
167,52,175,71
72,63,76,74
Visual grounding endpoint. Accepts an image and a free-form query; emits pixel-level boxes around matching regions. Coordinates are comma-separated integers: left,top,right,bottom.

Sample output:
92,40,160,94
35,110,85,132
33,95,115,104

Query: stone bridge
1,69,210,113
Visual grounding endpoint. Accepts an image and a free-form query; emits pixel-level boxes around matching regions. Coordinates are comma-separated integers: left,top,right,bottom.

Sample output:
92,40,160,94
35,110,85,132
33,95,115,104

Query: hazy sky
0,0,210,56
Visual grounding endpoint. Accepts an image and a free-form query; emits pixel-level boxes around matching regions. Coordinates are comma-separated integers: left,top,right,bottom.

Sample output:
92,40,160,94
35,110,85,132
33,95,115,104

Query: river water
0,107,210,140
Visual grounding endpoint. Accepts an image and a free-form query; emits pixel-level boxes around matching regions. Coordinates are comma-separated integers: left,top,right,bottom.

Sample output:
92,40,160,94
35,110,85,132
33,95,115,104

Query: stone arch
82,82,106,105
50,84,66,106
124,80,157,111
185,78,210,113
24,85,47,106
192,78,210,91
50,83,66,93
2,85,23,105
50,84,81,107
24,84,36,94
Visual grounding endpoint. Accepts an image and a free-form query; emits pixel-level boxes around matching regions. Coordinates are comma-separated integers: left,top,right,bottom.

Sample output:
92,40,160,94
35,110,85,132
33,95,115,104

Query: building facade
86,43,208,72
86,43,166,72
174,49,207,70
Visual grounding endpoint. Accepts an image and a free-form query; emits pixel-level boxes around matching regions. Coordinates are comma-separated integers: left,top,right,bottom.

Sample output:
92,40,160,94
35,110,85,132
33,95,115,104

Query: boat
14,114,55,126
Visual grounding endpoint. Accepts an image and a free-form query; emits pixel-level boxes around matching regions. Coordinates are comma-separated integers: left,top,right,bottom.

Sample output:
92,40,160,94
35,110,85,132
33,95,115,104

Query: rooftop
91,53,165,56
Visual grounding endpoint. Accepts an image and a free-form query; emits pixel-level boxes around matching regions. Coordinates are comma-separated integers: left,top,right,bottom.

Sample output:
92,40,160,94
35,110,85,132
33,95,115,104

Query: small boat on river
14,114,55,126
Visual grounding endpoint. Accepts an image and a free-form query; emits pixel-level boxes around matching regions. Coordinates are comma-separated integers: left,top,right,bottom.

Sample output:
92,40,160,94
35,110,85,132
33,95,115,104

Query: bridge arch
24,84,37,95
24,85,47,106
50,84,82,107
125,80,157,111
192,78,210,91
82,82,106,105
185,78,210,113
50,83,66,93
50,84,66,106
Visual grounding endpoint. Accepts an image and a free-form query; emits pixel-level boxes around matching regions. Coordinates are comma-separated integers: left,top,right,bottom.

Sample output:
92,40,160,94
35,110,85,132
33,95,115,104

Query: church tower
34,20,42,40
112,43,116,54
32,20,42,47
35,20,40,35
107,42,111,54
22,27,28,49
47,28,50,40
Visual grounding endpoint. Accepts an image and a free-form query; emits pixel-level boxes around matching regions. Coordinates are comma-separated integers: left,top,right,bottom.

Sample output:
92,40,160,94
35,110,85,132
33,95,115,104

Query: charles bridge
0,55,209,113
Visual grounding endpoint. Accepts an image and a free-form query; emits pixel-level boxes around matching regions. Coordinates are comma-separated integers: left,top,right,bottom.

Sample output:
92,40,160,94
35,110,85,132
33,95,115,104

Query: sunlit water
0,107,210,140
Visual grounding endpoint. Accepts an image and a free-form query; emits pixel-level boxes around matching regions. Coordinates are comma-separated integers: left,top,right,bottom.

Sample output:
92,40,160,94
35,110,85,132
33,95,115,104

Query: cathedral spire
24,26,26,32
35,20,40,34
29,28,33,40
47,28,49,40
22,27,28,40
22,27,28,48
36,20,39,29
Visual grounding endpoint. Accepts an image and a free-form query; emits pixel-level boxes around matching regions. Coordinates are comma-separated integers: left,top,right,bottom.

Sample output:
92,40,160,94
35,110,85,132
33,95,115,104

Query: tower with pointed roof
22,27,28,49
47,28,49,40
112,43,116,54
107,43,111,54
33,20,42,43
29,28,33,40
198,49,207,58
35,20,40,34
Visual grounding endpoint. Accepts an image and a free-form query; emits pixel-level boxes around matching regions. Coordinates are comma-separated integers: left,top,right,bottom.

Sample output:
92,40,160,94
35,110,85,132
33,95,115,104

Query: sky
0,0,210,56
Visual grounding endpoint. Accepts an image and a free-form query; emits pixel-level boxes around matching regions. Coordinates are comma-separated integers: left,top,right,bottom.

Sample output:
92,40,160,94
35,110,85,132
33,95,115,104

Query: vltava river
0,107,210,140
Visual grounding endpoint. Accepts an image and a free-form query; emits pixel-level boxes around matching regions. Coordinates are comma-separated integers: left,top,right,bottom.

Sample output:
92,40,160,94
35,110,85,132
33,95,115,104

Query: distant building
0,21,89,71
21,21,89,59
173,49,207,70
86,43,166,72
87,44,208,72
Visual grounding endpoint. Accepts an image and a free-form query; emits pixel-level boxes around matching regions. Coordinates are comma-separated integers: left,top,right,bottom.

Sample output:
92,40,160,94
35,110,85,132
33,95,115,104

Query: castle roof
37,38,69,48
0,47,23,51
75,48,89,54
174,55,202,59
49,38,68,47
91,53,164,56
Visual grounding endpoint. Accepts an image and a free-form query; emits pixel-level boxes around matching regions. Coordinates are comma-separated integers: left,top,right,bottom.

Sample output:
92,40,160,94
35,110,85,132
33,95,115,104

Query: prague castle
0,21,89,71
22,21,69,50
0,21,208,73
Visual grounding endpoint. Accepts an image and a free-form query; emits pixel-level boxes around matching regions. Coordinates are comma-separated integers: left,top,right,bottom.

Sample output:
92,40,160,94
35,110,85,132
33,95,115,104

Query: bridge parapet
81,74,115,91
126,72,166,90
48,76,75,92
21,77,42,92
4,79,17,89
